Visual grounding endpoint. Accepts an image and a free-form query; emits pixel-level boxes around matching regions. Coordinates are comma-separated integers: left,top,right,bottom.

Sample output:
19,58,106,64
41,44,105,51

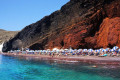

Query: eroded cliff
3,0,120,51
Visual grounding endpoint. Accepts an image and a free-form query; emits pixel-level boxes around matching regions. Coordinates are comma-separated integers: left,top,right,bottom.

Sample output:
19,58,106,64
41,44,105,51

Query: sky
0,0,69,31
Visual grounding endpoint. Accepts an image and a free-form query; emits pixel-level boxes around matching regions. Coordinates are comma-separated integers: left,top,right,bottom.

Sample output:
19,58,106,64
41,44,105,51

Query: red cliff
3,0,120,51
95,17,120,48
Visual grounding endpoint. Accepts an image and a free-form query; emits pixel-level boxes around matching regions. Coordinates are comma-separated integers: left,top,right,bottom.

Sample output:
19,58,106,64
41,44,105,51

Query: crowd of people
7,46,120,57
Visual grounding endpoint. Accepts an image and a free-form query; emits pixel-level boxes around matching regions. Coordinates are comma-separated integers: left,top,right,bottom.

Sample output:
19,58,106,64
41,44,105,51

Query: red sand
1,53,120,65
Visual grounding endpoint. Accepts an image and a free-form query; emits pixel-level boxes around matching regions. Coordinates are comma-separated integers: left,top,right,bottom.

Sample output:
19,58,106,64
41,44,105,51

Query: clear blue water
0,55,120,80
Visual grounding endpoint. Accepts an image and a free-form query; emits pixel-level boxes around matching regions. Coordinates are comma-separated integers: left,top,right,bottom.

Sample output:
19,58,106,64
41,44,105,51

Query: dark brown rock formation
3,0,120,51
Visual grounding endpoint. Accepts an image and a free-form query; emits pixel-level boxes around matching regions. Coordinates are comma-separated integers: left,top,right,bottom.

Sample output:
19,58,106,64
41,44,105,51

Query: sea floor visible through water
0,54,120,80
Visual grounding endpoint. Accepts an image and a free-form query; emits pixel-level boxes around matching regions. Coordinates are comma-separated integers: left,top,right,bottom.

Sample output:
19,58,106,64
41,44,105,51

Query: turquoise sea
0,55,120,80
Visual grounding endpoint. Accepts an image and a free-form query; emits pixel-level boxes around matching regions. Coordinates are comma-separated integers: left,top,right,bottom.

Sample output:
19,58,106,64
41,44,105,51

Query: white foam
0,42,4,52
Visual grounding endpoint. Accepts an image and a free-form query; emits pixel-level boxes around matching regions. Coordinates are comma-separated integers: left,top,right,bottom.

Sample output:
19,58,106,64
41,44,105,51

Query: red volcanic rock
95,17,120,48
104,0,120,18
2,0,120,51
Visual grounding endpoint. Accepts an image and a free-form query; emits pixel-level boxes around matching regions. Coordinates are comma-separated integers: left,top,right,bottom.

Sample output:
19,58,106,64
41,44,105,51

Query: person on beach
52,52,55,57
65,52,68,56
49,52,52,56
112,52,117,57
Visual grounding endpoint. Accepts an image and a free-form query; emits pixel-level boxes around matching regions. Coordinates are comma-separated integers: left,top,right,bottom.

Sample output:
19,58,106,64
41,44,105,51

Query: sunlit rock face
0,29,18,44
3,0,120,52
95,17,120,48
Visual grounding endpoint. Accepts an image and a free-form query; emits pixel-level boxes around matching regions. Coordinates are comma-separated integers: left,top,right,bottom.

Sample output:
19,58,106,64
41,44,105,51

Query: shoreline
1,53,120,65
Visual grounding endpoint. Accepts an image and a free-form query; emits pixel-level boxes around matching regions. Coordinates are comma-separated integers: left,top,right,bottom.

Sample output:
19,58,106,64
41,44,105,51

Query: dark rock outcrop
3,0,120,51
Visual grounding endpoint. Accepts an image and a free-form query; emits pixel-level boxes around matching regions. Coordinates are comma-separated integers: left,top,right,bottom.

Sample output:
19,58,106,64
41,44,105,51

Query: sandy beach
1,53,120,65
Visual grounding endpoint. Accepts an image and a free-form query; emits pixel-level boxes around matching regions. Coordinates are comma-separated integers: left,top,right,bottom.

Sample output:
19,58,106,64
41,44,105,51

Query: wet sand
1,53,120,65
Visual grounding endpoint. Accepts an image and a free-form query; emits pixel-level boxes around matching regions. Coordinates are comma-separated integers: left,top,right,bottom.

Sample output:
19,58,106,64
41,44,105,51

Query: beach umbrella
102,49,106,52
95,50,99,52
60,49,64,51
42,50,45,52
105,49,108,52
64,49,68,51
96,49,100,52
47,49,50,51
32,50,34,52
94,50,100,53
105,48,110,51
47,51,50,53
36,50,39,52
26,48,30,51
77,49,82,53
73,49,77,51
42,50,45,53
68,49,73,53
28,50,33,53
50,51,52,53
113,46,119,50
70,50,74,53
78,49,82,51
53,48,60,52
100,48,103,50
83,49,87,52
110,49,114,52
88,49,93,52
40,50,42,52
106,48,110,50
118,49,120,52
95,50,97,52
10,50,13,52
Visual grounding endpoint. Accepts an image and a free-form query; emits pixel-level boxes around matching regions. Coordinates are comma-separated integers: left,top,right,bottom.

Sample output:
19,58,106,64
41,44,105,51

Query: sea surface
0,54,120,80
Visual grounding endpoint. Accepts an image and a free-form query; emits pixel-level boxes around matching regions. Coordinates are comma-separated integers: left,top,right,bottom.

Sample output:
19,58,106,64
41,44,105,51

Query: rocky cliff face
3,0,120,51
0,29,18,44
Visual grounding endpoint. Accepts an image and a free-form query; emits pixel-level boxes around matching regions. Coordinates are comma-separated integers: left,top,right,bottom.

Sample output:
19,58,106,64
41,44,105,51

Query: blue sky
0,0,69,31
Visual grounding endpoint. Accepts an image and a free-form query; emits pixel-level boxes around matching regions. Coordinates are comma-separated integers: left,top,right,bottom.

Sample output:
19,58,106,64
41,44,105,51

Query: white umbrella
110,49,114,52
100,48,103,50
118,49,120,52
60,49,64,52
106,48,110,50
69,50,74,53
105,48,110,51
83,49,87,52
97,50,100,52
74,49,77,51
78,49,82,51
102,49,106,52
40,50,42,52
113,46,119,50
95,50,99,52
64,49,68,51
88,49,93,52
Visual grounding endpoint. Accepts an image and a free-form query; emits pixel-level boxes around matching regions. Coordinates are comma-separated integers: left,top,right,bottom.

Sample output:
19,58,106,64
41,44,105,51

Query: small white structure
0,42,4,52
